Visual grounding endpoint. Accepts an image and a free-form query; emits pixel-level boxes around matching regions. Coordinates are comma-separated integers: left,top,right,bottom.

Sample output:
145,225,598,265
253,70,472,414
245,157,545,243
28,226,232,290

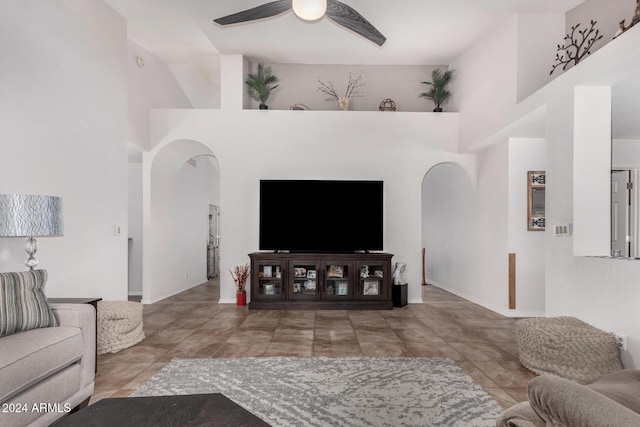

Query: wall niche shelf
249,252,393,310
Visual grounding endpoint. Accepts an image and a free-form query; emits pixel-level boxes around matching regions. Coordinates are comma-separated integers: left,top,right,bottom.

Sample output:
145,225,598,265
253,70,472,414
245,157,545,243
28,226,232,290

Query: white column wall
507,138,546,316
573,86,612,257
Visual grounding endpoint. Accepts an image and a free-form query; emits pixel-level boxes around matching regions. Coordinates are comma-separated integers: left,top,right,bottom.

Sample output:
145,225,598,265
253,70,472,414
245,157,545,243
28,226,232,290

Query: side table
48,298,102,373
392,284,407,307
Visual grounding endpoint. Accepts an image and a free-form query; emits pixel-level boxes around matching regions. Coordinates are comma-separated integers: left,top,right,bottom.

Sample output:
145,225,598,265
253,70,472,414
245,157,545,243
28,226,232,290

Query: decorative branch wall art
550,20,603,75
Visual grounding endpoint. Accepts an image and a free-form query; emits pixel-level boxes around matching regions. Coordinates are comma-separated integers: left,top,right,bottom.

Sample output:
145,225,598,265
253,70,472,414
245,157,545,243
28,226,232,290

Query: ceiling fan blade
214,0,292,25
325,0,386,46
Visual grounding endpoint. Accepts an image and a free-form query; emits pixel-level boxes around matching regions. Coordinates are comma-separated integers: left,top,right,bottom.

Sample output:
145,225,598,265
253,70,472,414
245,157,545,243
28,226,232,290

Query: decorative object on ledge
550,20,603,75
613,1,640,39
378,98,396,111
0,194,64,270
230,264,250,306
245,62,279,110
213,0,386,46
419,68,455,112
392,262,407,285
527,171,546,231
317,71,365,111
289,103,309,110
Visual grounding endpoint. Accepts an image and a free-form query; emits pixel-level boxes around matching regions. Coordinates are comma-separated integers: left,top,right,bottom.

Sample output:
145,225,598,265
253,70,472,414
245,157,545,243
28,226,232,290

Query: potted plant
419,68,456,112
245,62,279,109
230,264,250,306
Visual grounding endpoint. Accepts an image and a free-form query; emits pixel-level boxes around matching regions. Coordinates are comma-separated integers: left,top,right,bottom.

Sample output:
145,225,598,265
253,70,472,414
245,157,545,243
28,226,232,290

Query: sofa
496,369,640,426
0,271,96,427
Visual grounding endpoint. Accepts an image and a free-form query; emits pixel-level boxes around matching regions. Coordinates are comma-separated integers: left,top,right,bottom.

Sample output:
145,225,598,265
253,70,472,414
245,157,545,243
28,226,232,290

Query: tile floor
94,279,535,409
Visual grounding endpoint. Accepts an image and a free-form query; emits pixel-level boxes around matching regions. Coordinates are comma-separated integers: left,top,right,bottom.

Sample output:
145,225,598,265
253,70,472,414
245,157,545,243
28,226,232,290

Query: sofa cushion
0,270,57,337
588,369,640,414
0,326,83,402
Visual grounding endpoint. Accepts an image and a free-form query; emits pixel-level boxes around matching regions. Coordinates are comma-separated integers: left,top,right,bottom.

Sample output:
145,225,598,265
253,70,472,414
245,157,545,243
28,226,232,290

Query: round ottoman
97,301,145,355
516,316,622,384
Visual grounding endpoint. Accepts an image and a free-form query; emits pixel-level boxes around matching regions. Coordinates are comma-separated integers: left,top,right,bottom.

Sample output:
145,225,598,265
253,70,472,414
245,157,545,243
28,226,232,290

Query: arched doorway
142,140,220,304
421,162,474,293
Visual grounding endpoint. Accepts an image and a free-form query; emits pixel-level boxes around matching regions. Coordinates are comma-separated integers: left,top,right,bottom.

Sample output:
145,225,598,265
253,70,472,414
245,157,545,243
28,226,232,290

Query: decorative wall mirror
528,171,546,231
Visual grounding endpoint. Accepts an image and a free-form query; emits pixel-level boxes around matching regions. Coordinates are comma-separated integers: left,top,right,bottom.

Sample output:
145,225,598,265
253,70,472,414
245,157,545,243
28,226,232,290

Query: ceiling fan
213,0,386,46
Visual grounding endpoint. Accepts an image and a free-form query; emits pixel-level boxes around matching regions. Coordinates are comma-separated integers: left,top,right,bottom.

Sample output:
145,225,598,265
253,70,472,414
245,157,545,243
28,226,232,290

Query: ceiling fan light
292,0,327,21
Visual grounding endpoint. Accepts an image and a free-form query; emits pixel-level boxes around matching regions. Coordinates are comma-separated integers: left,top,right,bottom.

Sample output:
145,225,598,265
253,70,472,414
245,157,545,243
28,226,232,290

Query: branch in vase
317,77,339,101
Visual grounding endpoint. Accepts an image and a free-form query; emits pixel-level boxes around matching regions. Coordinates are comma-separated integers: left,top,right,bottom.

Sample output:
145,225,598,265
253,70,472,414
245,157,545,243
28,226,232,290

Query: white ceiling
103,0,585,66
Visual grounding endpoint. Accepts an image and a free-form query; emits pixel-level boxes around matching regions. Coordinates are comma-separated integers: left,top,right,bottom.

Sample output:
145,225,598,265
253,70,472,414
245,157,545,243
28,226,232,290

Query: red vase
236,292,247,306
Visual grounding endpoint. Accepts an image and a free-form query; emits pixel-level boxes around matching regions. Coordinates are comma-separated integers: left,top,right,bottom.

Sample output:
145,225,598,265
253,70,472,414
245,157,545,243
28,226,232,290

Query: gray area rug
132,357,503,427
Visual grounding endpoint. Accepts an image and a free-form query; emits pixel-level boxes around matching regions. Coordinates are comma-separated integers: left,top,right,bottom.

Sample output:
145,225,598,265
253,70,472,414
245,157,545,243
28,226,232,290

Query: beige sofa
0,303,96,427
497,370,640,426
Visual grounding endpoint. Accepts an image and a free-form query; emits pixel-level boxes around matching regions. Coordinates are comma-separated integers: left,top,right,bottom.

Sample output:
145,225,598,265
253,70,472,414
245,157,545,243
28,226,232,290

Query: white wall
613,140,640,167
146,109,473,304
508,138,546,315
0,0,128,300
526,36,640,369
128,163,143,296
517,13,565,102
444,1,640,365
169,60,221,109
247,63,447,112
128,40,193,150
450,16,519,152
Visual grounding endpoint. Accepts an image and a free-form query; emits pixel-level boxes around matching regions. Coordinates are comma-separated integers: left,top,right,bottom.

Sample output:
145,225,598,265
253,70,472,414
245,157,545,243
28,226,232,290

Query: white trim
218,298,237,304
141,280,207,304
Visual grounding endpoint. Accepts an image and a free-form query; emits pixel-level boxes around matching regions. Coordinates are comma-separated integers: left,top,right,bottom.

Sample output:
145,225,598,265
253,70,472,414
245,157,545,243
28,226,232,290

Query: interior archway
421,162,475,293
143,139,220,304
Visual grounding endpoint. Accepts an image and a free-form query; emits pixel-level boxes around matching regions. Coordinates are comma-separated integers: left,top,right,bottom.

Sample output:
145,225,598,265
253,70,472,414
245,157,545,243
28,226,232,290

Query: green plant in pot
419,68,455,112
245,62,279,110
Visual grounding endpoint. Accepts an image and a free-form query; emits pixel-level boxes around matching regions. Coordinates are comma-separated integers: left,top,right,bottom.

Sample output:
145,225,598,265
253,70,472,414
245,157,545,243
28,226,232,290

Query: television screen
259,180,383,252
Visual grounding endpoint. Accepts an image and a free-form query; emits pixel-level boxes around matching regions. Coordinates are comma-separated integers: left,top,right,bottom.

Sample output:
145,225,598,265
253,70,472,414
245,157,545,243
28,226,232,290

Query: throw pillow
0,270,57,337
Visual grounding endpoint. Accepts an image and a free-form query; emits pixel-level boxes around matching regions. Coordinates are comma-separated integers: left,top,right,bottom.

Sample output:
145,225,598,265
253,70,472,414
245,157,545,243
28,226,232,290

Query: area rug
132,357,503,427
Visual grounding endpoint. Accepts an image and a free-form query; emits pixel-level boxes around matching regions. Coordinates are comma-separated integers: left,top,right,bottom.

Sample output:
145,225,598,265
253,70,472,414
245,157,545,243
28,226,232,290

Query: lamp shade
292,0,327,21
0,194,64,237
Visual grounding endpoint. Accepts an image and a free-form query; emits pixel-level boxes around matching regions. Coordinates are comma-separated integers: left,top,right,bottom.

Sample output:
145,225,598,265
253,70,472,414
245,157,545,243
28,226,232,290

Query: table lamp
0,194,64,270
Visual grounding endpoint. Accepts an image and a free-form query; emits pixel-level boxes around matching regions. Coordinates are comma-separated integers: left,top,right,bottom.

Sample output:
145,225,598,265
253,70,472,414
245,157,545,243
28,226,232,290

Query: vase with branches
245,63,279,109
317,72,365,110
419,68,456,112
550,20,603,75
230,264,250,293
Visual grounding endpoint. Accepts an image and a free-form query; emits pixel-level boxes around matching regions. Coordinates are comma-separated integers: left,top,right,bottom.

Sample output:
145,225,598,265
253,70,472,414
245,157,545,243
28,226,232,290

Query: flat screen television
259,180,383,253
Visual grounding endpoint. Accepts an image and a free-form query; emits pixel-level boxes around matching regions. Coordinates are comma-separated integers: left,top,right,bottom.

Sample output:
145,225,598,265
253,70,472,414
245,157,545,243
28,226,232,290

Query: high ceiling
103,0,585,66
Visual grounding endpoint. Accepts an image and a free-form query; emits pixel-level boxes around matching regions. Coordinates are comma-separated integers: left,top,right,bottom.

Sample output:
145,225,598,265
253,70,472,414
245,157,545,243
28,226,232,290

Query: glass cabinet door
290,261,320,300
255,261,286,300
322,262,353,300
355,261,388,301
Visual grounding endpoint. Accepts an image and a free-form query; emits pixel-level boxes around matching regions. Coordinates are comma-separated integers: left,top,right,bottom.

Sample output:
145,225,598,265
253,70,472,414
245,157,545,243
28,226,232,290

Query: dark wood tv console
248,252,393,310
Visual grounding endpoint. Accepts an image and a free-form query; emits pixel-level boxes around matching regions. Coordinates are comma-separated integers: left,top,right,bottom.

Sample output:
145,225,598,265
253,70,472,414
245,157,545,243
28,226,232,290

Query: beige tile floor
94,279,535,409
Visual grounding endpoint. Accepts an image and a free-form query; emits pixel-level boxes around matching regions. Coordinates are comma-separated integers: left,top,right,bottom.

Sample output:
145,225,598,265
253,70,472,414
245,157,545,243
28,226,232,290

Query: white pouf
97,301,145,355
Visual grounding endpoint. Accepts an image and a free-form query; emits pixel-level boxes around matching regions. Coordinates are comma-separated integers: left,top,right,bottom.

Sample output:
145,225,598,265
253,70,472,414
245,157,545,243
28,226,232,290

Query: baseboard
426,280,545,318
218,298,236,304
141,279,208,304
128,291,142,296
